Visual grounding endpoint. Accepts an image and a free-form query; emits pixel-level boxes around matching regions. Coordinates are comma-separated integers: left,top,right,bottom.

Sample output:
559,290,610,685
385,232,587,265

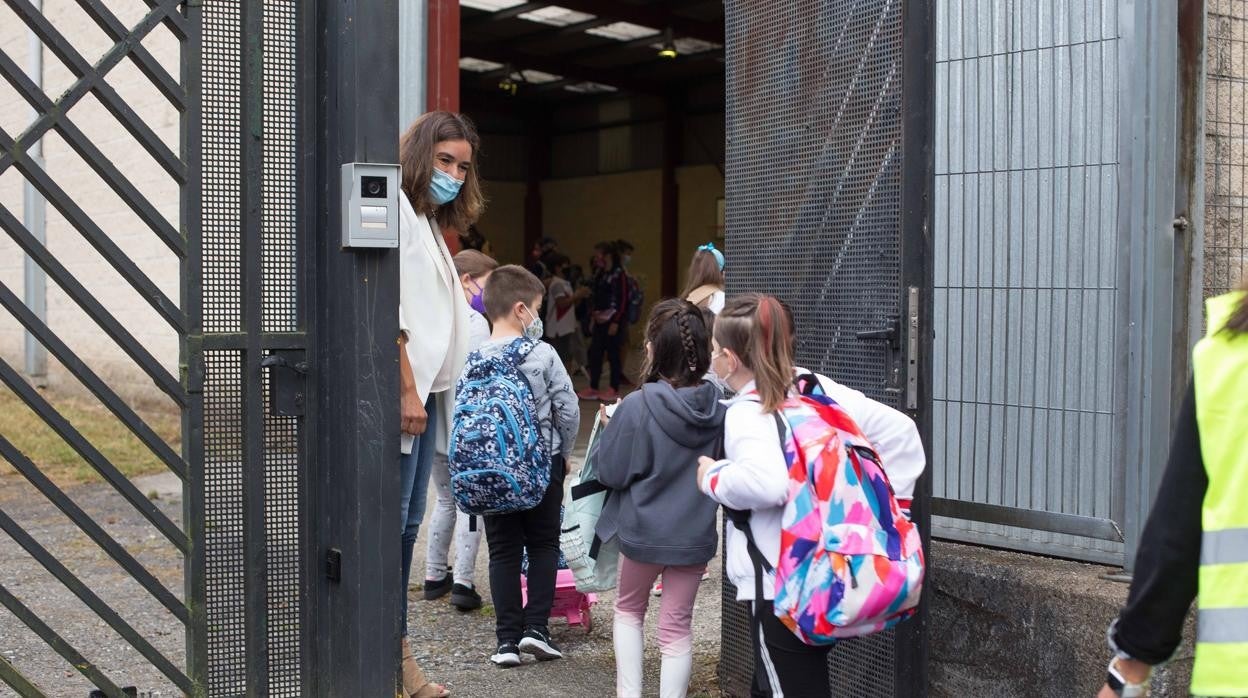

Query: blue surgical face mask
429,167,464,206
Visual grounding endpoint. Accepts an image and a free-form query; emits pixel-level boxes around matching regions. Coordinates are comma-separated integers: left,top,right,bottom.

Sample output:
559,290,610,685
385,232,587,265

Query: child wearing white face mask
466,264,580,668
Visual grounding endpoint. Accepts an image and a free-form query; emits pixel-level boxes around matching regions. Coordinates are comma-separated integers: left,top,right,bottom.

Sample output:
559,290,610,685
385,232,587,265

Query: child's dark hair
640,299,712,388
714,293,795,412
483,264,546,321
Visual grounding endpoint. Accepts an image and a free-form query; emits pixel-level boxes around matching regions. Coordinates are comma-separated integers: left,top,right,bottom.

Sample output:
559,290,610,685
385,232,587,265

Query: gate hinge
1172,216,1190,232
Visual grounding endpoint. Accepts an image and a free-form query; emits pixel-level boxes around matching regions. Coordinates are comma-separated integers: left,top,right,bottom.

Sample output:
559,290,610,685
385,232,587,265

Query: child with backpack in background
696,294,925,696
681,243,726,315
448,265,580,668
594,299,726,698
423,250,498,612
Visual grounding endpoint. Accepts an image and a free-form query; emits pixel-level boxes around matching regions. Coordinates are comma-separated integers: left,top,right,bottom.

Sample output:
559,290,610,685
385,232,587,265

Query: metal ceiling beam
465,1,545,24
463,0,722,44
537,0,723,43
460,40,663,95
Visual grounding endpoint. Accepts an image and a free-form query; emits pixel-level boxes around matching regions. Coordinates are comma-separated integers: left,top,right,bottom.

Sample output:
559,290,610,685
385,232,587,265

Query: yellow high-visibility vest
1191,291,1248,697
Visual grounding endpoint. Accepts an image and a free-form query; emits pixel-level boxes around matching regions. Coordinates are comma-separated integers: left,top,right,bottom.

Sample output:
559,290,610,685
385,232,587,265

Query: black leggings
751,600,832,697
587,322,624,391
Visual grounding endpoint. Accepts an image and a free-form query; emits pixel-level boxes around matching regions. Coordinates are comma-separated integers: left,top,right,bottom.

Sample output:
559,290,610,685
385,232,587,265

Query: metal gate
1,1,401,695
720,0,933,695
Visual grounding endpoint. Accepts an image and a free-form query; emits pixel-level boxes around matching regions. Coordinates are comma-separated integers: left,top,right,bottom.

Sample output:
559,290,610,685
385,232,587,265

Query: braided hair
639,298,712,388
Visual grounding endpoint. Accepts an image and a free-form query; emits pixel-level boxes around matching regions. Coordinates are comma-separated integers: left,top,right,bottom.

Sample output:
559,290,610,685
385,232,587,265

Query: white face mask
522,305,544,340
711,348,734,382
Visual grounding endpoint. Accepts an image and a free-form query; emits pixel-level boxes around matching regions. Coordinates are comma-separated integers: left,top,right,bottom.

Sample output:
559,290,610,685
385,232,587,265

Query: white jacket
795,367,924,501
398,195,469,455
699,377,926,602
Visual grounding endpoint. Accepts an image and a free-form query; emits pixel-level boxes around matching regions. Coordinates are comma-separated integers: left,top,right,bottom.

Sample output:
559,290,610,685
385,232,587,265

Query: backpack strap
686,284,722,308
793,372,824,397
724,411,788,622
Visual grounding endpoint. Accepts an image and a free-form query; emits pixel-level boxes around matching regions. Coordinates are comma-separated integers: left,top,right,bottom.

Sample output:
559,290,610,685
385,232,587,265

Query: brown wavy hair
714,293,795,412
399,111,485,232
639,299,712,388
680,249,725,299
453,249,498,280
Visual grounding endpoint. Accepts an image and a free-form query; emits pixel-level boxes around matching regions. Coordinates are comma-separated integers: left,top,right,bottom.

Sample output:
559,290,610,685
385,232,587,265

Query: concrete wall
0,1,181,409
930,542,1195,698
1205,0,1248,297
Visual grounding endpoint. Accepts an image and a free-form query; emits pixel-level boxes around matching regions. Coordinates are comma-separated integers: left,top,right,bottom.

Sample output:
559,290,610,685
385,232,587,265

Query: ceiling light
658,28,678,59
498,64,519,96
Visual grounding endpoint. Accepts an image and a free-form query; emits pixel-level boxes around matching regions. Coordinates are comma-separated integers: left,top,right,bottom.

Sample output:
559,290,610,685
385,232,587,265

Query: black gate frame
718,0,934,695
188,0,402,695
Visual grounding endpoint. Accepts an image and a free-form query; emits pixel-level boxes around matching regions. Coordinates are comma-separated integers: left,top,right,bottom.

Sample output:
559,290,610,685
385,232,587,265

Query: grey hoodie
594,380,726,566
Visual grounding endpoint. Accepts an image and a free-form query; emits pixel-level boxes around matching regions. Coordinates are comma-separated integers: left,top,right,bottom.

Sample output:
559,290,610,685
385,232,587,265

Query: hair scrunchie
698,242,725,271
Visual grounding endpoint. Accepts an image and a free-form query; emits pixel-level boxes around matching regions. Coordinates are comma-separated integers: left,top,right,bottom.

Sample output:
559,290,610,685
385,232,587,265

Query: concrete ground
406,393,725,697
0,382,727,697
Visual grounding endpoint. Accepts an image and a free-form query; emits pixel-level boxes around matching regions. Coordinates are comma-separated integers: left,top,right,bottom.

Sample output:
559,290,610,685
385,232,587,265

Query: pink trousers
614,554,706,656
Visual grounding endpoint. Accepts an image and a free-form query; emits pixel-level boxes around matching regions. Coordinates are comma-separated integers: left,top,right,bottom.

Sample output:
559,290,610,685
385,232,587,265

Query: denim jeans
399,392,438,637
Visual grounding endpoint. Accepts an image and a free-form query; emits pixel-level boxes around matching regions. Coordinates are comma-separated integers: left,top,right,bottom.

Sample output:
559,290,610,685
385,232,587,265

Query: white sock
659,651,693,698
613,618,644,698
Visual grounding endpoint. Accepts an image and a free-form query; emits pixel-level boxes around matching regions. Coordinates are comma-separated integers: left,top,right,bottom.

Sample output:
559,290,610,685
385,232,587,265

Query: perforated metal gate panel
197,1,307,693
721,0,916,695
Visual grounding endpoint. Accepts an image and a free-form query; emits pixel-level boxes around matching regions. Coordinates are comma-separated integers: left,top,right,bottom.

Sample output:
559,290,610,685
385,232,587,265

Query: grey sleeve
544,347,581,456
595,395,643,490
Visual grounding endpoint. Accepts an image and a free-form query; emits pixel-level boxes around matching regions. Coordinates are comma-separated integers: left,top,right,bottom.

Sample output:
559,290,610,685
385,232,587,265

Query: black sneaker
422,573,452,600
518,626,563,661
450,583,482,611
490,642,522,668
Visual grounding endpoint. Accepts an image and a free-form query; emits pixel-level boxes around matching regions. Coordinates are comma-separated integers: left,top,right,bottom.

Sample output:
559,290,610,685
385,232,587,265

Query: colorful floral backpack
730,389,925,645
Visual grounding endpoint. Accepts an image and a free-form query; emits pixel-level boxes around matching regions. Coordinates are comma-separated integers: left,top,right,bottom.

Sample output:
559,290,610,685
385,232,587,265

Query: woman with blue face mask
395,111,485,698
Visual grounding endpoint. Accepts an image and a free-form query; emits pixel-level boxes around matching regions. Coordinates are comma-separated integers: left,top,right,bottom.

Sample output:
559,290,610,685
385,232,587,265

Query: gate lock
856,316,901,350
261,350,308,417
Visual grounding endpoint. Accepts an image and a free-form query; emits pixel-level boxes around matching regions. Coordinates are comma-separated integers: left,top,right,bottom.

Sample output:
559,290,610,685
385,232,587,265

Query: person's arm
398,334,428,435
609,271,628,331
595,396,644,490
546,348,580,459
822,378,924,503
697,404,789,511
1098,380,1205,695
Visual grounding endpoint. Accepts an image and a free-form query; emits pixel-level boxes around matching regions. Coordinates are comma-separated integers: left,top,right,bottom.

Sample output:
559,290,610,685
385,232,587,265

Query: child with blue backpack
449,264,580,668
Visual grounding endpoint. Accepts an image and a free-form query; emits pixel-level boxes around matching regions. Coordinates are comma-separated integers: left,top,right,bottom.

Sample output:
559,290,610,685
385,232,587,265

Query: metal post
313,1,402,694
661,96,681,297
23,0,47,383
426,0,459,111
399,0,428,129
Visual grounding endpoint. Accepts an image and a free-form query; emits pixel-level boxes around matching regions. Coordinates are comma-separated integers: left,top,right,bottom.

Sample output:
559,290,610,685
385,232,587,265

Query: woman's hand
608,323,619,337
598,404,611,427
401,385,428,436
696,456,717,486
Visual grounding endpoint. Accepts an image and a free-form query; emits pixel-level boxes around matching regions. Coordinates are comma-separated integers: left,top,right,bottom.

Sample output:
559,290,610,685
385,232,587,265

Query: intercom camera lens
361,176,387,199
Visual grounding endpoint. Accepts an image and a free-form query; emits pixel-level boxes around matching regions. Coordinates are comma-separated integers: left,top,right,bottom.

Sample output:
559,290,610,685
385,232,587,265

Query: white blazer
398,194,469,455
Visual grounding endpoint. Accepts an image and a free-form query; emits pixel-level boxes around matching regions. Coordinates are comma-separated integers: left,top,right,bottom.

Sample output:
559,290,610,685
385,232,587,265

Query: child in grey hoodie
595,299,726,698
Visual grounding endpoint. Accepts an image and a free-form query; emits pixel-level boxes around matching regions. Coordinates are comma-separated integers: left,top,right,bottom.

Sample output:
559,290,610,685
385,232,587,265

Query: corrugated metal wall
932,0,1127,562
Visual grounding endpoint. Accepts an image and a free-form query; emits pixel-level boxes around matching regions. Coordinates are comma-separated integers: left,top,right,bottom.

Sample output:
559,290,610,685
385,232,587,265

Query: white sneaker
490,642,522,668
